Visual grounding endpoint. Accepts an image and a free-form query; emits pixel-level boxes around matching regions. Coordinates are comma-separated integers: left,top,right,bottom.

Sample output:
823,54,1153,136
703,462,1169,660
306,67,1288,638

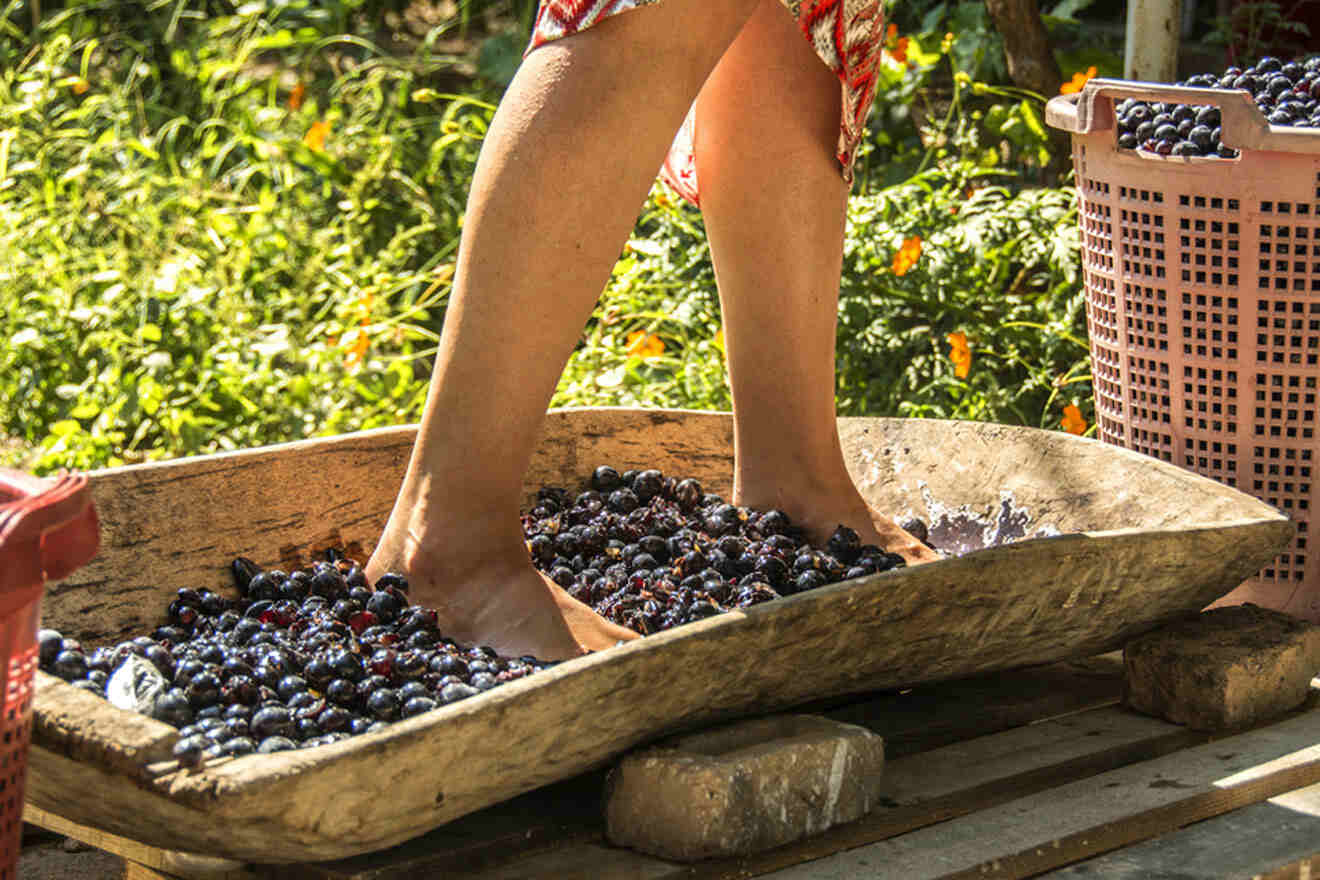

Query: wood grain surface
26,410,1294,862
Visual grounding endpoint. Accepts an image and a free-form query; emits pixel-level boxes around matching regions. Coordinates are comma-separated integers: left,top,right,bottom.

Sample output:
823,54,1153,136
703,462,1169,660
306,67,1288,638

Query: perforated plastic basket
0,470,98,878
1047,78,1320,621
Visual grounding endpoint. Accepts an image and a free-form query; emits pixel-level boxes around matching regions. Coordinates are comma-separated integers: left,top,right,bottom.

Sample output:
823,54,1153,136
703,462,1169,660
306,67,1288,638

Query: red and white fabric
526,0,885,206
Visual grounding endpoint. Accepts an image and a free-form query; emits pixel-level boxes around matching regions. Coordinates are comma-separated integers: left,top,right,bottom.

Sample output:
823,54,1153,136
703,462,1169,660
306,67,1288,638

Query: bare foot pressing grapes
366,524,637,662
735,485,941,567
783,505,940,566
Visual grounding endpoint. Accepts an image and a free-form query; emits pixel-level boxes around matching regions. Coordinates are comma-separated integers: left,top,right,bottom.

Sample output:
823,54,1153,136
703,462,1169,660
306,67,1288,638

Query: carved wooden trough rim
28,409,1294,863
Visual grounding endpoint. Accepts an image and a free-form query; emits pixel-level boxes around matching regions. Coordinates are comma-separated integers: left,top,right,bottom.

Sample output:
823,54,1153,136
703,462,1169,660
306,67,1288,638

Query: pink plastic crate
0,470,98,878
1047,79,1320,621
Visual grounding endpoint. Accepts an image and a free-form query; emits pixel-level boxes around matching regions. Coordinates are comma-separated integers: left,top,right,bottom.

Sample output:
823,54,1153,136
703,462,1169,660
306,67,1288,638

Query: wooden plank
756,704,1320,880
1039,783,1320,878
459,843,676,880
1257,854,1320,880
683,707,1199,880
124,864,193,880
28,412,1295,861
24,744,262,864
274,771,608,880
268,660,1132,879
940,761,1320,880
23,804,249,880
818,653,1125,758
456,704,1201,880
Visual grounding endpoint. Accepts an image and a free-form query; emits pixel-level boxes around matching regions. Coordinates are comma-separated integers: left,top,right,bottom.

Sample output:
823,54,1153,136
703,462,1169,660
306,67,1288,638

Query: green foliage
553,174,1090,432
0,2,492,469
3,0,1094,473
837,174,1087,426
555,38,1091,431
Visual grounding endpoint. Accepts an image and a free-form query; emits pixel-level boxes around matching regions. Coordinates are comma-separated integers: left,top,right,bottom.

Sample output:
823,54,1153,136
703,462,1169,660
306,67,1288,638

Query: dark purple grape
49,649,86,682
441,682,478,703
37,629,63,668
325,678,358,706
366,689,400,720
826,525,862,564
631,469,664,502
673,478,703,509
231,558,262,596
1188,124,1214,151
591,465,622,492
174,735,209,767
221,736,256,757
608,488,639,513
791,570,827,594
154,690,193,727
251,706,293,739
257,736,297,754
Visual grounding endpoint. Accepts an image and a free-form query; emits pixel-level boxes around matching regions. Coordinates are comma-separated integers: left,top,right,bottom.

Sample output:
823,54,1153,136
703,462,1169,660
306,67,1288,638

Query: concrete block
1123,604,1320,731
604,714,884,862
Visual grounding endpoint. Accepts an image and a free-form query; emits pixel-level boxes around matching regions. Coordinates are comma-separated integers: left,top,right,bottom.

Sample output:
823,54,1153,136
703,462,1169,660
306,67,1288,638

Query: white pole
1125,0,1183,83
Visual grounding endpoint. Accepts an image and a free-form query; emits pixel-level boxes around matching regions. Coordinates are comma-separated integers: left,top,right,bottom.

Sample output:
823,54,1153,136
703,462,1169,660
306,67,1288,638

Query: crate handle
1045,78,1320,155
0,470,100,583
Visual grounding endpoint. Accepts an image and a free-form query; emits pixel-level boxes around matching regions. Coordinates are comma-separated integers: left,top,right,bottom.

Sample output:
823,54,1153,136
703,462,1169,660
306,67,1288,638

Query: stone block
1123,604,1320,731
604,714,884,862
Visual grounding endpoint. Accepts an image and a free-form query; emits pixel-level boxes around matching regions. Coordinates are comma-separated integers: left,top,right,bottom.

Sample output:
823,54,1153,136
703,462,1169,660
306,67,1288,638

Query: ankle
734,464,861,513
369,499,526,579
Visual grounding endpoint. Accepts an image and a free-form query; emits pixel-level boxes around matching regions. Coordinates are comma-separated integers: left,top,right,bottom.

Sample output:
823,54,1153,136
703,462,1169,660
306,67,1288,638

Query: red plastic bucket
0,470,99,878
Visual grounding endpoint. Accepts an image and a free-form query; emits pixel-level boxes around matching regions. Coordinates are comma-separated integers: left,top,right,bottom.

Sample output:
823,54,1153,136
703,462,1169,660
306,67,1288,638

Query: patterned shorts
526,0,885,206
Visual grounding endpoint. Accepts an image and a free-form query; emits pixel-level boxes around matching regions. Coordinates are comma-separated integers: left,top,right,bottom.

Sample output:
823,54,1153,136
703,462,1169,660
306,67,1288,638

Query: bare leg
367,0,762,659
694,0,939,563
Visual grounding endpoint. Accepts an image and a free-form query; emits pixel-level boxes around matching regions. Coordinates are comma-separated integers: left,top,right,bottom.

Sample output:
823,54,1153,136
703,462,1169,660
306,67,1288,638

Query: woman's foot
366,514,637,661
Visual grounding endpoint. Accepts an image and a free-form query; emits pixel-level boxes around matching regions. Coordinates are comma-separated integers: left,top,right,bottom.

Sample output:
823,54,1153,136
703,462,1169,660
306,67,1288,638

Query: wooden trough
28,409,1294,863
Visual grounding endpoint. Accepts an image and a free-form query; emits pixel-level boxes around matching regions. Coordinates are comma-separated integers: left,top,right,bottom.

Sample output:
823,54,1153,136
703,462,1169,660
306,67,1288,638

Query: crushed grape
39,464,922,766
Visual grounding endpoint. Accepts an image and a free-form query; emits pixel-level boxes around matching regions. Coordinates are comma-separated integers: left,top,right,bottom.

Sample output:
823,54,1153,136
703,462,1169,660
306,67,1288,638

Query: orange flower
1060,66,1098,95
946,331,971,378
343,330,369,369
892,36,910,65
1061,404,1087,435
883,23,910,65
626,331,665,359
891,235,923,276
70,78,90,95
303,120,331,152
353,290,374,323
289,82,306,111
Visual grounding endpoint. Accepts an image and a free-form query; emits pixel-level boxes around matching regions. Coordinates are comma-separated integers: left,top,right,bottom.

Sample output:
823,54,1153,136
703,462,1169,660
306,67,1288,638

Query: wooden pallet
29,654,1320,880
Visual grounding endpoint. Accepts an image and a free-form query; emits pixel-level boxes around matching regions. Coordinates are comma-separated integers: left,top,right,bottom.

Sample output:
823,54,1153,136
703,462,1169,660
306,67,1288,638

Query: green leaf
1019,100,1048,142
1047,0,1097,20
126,138,160,160
70,402,101,419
